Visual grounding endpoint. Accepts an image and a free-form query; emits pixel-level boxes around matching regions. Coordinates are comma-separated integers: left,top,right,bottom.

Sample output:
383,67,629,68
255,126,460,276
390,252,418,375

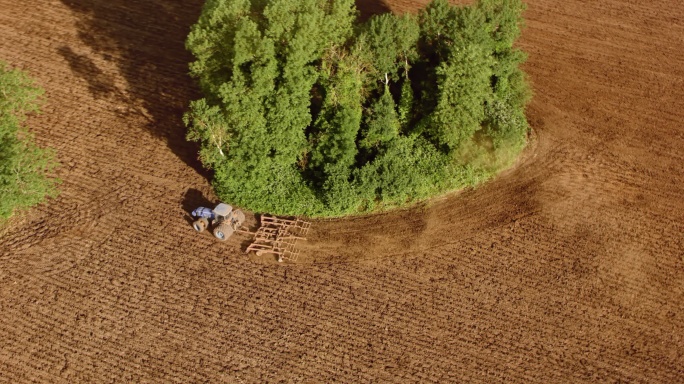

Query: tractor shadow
181,188,214,226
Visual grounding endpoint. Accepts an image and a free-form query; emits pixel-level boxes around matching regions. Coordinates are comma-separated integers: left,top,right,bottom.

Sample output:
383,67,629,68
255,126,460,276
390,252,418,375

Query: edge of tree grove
185,0,532,217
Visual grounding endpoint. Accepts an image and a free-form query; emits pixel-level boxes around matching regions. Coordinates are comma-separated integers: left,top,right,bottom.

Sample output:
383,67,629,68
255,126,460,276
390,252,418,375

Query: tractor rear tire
232,209,246,228
213,222,234,241
193,218,208,233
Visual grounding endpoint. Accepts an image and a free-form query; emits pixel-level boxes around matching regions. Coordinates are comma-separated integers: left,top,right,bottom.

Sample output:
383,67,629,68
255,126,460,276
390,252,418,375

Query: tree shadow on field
58,46,118,100
58,0,207,176
355,0,391,20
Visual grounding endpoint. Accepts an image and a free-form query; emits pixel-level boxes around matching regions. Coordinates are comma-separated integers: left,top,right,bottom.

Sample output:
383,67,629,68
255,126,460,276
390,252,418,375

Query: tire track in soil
1,0,684,382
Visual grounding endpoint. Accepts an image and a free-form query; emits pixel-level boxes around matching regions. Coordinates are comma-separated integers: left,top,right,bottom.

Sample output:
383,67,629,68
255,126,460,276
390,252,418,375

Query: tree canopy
185,0,531,216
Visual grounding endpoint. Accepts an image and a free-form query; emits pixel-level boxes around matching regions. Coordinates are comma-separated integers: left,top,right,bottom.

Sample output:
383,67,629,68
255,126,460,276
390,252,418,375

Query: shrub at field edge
0,61,60,222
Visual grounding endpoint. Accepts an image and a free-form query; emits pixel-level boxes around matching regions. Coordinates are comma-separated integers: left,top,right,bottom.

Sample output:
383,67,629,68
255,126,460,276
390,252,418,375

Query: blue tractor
191,203,246,241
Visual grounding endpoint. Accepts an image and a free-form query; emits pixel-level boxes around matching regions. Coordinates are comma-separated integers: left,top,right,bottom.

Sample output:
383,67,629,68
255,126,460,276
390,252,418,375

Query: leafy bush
185,0,530,217
0,62,59,221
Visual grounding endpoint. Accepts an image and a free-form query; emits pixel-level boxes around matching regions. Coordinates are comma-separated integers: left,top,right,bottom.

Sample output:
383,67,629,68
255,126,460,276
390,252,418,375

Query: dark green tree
397,77,414,129
418,2,496,151
362,13,420,82
360,85,400,150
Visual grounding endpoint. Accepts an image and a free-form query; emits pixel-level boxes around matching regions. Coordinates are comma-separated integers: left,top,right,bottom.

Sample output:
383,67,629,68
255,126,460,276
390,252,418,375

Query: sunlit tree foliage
185,0,530,216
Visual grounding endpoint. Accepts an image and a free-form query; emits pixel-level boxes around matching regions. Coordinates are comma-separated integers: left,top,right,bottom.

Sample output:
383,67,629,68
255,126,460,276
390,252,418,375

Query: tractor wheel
232,209,246,228
213,222,234,241
193,218,208,233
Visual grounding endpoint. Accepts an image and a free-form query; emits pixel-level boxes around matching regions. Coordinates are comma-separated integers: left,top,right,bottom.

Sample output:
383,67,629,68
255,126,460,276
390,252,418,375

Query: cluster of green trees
0,62,59,221
185,0,531,216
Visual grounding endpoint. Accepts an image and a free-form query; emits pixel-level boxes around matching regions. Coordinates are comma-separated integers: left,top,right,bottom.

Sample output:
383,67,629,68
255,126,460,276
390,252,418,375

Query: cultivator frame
244,215,311,262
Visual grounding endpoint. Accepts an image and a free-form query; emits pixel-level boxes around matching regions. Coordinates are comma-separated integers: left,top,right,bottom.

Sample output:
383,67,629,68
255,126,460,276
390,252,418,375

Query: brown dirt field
1,0,683,382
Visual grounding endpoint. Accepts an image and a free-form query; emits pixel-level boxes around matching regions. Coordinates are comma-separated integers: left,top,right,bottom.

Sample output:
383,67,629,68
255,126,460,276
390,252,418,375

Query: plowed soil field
1,0,683,382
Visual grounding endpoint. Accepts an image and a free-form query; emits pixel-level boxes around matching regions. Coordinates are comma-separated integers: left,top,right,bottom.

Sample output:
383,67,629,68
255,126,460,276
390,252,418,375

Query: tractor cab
212,203,232,220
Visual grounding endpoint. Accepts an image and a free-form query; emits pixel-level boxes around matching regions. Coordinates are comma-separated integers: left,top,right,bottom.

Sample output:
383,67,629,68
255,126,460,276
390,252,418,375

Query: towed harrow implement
244,215,311,262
